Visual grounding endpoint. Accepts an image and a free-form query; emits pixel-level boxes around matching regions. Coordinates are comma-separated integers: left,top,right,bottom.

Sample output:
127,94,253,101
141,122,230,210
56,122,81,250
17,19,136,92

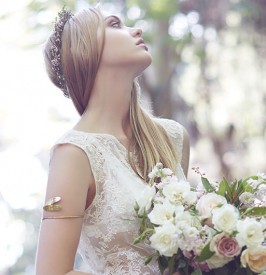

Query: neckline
70,129,130,153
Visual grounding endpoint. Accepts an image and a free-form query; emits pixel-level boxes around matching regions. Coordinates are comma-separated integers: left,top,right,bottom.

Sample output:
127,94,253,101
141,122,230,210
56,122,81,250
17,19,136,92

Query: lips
136,38,148,50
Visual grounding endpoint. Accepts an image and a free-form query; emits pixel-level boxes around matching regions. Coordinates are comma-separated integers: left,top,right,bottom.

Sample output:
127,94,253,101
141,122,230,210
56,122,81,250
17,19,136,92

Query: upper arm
35,144,94,275
181,127,190,178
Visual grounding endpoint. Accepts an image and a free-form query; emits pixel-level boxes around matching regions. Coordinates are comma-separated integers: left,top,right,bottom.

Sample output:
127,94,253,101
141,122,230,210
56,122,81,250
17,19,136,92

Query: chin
135,54,152,76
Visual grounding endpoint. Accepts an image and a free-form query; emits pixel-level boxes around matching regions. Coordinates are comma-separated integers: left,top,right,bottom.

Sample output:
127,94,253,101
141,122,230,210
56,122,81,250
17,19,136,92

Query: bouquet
134,163,266,275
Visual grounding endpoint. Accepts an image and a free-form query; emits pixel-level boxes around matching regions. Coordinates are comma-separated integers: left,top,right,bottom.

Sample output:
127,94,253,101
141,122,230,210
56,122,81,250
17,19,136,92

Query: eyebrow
104,15,122,22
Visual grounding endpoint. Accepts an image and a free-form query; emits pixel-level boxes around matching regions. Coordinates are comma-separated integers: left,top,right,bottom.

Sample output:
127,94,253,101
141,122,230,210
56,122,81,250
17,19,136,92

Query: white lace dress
54,118,186,275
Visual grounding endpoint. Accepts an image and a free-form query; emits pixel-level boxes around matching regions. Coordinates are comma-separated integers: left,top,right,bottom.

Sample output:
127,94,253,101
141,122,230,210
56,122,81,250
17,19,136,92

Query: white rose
148,201,179,225
206,254,233,269
196,193,227,219
212,204,239,233
136,186,156,214
162,180,191,205
156,175,178,189
183,190,197,205
175,211,199,228
236,218,264,248
148,163,163,179
162,168,173,176
149,222,179,257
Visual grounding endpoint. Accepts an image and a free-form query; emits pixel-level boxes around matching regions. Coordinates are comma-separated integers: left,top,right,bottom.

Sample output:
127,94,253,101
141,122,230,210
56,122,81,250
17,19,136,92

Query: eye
110,20,121,28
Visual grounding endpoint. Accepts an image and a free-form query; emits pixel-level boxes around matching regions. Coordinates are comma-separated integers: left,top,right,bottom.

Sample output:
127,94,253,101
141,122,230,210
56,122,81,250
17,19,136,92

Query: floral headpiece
50,7,73,97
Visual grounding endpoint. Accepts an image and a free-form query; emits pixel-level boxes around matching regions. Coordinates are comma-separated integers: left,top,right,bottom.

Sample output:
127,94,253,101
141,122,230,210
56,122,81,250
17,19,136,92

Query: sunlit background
1,0,265,274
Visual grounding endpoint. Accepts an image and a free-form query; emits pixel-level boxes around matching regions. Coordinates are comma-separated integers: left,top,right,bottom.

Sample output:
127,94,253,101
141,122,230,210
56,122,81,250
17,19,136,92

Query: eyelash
110,21,121,28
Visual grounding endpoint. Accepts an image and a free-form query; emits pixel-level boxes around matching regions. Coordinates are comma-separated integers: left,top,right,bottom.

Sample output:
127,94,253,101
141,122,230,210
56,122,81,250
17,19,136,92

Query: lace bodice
54,118,186,275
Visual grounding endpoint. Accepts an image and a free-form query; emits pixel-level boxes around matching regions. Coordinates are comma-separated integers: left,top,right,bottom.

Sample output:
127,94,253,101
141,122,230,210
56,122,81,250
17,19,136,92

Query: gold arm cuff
42,215,84,221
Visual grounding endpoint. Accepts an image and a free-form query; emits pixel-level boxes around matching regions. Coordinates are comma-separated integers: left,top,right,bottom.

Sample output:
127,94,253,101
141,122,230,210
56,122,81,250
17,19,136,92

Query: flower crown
50,7,73,97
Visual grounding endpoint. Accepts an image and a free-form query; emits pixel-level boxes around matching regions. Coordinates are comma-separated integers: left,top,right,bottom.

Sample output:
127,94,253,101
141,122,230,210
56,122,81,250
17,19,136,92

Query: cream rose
162,180,192,205
149,222,179,257
148,201,183,225
206,254,233,269
236,218,264,248
241,246,266,273
212,204,239,233
196,193,227,219
136,185,156,214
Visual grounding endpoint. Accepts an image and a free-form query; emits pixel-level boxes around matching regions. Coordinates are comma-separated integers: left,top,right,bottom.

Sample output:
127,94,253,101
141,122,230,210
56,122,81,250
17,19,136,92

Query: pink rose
217,237,241,257
210,233,242,257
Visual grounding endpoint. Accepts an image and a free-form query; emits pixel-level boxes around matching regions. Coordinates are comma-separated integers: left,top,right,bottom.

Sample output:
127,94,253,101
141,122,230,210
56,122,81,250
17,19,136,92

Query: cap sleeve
154,118,184,163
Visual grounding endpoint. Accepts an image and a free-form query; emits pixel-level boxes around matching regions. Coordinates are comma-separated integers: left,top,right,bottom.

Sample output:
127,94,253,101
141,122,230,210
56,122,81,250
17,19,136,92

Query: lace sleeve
154,118,184,163
50,130,105,185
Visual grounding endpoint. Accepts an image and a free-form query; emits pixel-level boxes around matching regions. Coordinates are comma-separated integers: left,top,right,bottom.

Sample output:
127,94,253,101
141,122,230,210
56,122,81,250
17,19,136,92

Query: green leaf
245,207,266,216
168,255,175,274
191,268,203,275
220,177,233,201
196,242,215,261
235,181,245,197
158,256,168,274
201,177,215,192
217,178,226,196
133,228,154,244
144,252,159,265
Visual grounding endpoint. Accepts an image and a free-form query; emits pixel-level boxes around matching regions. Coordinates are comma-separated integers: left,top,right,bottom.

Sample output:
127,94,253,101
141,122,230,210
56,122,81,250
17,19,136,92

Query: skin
35,10,188,275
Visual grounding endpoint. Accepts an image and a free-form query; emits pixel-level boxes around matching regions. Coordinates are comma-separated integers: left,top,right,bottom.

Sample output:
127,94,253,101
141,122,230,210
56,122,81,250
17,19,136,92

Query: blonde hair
44,8,105,114
129,82,178,181
44,7,178,182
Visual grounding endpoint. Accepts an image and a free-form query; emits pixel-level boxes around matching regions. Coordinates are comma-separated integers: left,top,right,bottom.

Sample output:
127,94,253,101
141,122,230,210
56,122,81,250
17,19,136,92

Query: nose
131,27,142,37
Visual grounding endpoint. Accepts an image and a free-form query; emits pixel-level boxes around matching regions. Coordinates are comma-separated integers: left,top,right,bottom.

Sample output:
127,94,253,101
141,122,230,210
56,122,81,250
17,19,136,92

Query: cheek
100,31,152,71
101,34,132,65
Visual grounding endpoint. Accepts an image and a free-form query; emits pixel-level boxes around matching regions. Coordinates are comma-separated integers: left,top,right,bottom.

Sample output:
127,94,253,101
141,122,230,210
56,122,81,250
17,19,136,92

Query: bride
35,5,189,275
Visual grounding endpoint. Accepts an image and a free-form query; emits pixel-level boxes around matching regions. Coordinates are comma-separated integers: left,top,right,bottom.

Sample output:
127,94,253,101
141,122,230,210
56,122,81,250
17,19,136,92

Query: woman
35,6,189,275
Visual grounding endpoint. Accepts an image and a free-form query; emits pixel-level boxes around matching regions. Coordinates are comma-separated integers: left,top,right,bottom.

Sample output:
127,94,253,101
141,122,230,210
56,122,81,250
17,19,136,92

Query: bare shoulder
45,143,94,214
51,142,89,165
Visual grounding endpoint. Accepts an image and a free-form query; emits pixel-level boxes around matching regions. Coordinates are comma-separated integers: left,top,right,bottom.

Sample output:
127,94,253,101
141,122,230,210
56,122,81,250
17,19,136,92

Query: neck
77,67,135,139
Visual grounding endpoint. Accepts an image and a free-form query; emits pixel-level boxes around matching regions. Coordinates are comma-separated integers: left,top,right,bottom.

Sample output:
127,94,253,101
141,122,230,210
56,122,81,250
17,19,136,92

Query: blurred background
0,0,265,274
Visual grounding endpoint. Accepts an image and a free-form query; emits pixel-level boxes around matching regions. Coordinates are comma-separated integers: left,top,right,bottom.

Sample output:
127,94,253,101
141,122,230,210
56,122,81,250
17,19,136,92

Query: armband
42,196,84,221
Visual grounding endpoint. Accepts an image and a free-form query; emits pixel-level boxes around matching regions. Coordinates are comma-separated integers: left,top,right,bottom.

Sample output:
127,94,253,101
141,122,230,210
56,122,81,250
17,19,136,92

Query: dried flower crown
50,7,73,97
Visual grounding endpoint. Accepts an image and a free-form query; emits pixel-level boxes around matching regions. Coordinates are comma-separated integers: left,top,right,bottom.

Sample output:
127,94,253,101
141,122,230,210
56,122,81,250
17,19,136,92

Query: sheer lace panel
51,118,185,274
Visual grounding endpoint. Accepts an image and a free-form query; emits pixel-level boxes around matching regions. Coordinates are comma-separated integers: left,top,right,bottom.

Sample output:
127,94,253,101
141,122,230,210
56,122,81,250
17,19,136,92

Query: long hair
44,7,178,182
44,7,105,114
129,81,178,181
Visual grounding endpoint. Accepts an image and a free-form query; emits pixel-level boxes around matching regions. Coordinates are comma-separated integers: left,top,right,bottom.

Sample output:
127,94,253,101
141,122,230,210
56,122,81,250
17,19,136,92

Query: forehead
101,10,122,21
